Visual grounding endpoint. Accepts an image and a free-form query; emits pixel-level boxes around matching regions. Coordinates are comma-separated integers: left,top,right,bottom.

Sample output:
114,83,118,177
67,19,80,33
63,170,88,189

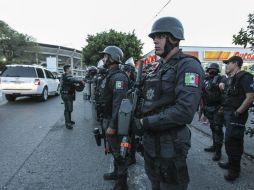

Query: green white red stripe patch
184,73,199,87
115,81,125,89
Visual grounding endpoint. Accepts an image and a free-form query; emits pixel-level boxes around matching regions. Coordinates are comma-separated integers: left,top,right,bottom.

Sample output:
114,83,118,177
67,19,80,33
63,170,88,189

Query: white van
0,64,60,102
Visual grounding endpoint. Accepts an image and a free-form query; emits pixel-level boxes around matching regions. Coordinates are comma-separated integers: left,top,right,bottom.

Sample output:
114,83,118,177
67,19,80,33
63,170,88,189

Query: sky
0,0,253,54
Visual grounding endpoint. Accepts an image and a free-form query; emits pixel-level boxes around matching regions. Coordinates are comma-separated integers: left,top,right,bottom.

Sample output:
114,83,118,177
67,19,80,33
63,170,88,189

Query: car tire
5,94,16,102
55,85,60,96
39,87,48,101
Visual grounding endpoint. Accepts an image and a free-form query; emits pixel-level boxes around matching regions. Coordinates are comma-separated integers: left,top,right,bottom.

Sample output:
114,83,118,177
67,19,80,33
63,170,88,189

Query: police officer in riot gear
122,57,136,87
203,62,225,161
121,57,137,166
100,46,129,190
60,65,85,129
85,66,98,81
218,56,254,181
134,17,205,190
94,60,108,121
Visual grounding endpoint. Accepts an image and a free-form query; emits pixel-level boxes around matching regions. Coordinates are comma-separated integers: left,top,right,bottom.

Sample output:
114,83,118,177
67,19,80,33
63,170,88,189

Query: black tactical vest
141,54,200,116
203,75,222,106
223,71,250,110
61,74,75,94
99,68,129,118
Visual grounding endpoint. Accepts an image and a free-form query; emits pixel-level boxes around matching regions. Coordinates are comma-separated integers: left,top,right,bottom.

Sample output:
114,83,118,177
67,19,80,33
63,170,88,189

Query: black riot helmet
148,17,184,40
207,63,220,72
75,82,85,92
121,57,136,73
101,46,124,63
87,66,98,77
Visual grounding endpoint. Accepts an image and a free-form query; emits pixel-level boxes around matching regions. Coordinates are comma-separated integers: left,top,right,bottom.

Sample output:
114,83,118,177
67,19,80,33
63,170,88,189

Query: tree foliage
0,20,38,66
82,29,143,66
233,13,254,50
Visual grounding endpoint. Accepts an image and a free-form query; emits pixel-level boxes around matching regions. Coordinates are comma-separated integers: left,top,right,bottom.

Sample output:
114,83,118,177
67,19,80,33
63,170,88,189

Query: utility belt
145,125,186,136
61,90,70,94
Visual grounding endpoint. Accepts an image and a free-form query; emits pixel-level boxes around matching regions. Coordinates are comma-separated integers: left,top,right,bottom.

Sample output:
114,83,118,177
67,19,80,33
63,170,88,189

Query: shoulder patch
184,72,200,87
115,81,125,89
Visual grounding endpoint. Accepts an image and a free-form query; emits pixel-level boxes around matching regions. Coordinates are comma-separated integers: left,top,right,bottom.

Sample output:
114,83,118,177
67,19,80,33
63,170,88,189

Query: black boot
212,144,222,161
65,123,73,129
212,152,221,161
64,111,73,129
224,160,240,181
71,121,75,124
204,145,215,152
104,171,118,180
218,162,229,169
127,156,136,166
111,175,128,190
224,169,240,181
104,162,118,180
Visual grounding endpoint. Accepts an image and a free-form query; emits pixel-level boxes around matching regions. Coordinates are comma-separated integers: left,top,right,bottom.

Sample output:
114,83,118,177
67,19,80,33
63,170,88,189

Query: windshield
0,66,37,78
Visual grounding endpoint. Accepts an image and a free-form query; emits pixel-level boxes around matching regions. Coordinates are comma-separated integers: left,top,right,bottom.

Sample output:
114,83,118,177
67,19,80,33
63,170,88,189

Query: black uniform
140,50,204,190
222,71,254,175
100,65,129,187
202,74,225,159
60,73,82,129
94,69,108,121
139,50,204,190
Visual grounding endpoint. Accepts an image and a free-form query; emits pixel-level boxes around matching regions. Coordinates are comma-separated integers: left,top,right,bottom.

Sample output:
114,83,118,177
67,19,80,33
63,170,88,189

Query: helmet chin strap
104,56,115,68
160,37,177,58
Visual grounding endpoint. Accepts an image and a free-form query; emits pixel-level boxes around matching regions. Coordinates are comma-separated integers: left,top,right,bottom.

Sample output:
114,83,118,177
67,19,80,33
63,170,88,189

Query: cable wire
153,0,172,19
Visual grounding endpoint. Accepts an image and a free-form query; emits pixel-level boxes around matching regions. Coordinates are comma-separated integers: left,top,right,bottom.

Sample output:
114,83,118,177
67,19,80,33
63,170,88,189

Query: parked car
0,64,60,102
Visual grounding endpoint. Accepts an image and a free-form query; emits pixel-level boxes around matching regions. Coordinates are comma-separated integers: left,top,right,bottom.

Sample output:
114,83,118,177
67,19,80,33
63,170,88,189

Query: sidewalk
191,112,254,157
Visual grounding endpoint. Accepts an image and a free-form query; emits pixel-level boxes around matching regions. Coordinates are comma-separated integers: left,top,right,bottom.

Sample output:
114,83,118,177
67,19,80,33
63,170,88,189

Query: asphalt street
0,93,254,190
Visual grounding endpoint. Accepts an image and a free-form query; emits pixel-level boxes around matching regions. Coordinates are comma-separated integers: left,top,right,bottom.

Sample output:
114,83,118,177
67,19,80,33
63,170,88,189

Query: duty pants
205,107,224,148
107,134,128,181
224,110,248,172
144,152,188,190
62,94,73,124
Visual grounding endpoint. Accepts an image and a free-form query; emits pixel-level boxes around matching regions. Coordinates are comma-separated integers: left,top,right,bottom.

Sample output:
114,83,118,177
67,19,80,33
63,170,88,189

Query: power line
153,0,172,19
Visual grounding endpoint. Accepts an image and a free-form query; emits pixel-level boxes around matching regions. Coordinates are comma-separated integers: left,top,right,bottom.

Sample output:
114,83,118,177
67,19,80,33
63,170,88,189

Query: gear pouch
160,157,189,184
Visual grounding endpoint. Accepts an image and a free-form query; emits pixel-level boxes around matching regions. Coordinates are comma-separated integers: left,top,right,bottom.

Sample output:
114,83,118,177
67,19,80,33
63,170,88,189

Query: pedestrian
99,46,130,190
218,56,254,181
202,62,225,161
134,17,205,190
60,65,85,129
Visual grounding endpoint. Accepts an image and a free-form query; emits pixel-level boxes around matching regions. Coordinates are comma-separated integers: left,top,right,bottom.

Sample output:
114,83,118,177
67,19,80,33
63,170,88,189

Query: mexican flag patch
115,81,125,89
184,73,200,87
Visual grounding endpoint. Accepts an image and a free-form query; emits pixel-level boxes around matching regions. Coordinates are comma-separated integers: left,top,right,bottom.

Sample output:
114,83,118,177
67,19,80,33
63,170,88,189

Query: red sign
234,52,254,60
204,51,254,61
144,55,157,64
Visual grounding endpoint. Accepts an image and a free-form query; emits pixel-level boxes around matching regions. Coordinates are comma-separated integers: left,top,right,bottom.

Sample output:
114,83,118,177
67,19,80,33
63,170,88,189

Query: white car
0,64,60,102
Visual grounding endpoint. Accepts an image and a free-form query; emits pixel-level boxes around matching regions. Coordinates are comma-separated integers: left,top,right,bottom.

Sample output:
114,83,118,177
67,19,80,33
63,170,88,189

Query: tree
0,20,38,66
82,29,143,66
233,13,254,50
